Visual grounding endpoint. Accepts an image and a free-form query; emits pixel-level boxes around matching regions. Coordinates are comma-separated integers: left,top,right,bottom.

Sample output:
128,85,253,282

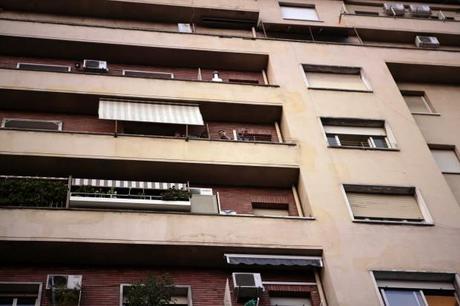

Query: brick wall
0,56,264,84
0,110,114,133
207,122,278,142
213,186,298,216
0,266,320,306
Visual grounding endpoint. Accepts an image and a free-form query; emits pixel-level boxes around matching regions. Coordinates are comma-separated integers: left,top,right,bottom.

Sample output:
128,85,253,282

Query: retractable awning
225,254,323,268
98,99,204,125
72,178,187,190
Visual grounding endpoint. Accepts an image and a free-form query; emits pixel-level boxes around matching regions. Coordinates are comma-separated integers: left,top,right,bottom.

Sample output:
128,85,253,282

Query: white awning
98,99,204,125
72,178,187,190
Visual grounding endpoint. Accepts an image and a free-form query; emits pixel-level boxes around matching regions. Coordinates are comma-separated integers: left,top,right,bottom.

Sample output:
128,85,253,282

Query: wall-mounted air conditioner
415,36,440,48
383,3,405,16
46,274,82,290
232,273,264,301
409,4,432,17
82,59,108,72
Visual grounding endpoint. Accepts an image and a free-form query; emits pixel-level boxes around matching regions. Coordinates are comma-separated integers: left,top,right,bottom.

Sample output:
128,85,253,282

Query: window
373,271,460,306
252,202,290,217
178,23,193,33
270,296,312,306
120,285,192,306
343,185,430,223
17,62,71,73
402,91,435,114
303,65,370,91
122,70,175,79
0,283,42,306
280,4,319,21
1,118,62,131
322,118,393,149
431,147,460,174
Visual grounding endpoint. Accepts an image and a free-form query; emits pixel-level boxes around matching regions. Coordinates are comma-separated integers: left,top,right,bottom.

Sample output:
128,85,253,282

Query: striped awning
225,254,323,268
98,99,204,126
72,178,188,190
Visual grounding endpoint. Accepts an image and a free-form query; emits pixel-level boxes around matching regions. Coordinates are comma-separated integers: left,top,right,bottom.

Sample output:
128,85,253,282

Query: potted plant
160,187,191,201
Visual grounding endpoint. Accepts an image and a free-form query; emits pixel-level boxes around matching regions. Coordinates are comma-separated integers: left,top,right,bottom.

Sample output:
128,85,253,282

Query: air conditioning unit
82,59,108,72
232,273,264,301
415,36,440,48
46,275,82,290
409,4,431,17
383,3,405,16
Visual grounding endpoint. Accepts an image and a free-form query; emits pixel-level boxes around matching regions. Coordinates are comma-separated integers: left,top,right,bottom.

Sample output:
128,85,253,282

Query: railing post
66,175,72,209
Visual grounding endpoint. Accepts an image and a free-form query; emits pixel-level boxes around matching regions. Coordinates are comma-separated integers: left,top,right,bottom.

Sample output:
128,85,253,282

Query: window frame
429,145,460,174
371,271,460,306
119,284,193,306
122,70,175,79
279,3,321,22
341,184,433,225
0,282,43,306
1,118,63,131
320,117,398,151
302,64,372,92
16,62,71,73
401,90,438,115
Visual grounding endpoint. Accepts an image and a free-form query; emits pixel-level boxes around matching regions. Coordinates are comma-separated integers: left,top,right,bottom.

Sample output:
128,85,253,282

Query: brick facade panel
0,267,319,306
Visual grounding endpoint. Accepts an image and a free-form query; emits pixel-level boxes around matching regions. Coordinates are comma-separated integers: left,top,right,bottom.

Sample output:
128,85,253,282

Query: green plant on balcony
52,288,81,306
160,187,191,201
125,274,174,306
0,177,68,207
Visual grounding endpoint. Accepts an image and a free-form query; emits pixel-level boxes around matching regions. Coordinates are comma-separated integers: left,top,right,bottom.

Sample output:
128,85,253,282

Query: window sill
220,213,315,220
282,18,324,23
307,86,373,93
328,145,399,152
411,112,441,116
353,219,433,226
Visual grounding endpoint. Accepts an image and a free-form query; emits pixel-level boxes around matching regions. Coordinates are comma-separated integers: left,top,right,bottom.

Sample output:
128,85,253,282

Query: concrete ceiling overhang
0,241,322,268
0,0,259,25
387,62,460,84
0,154,299,188
0,89,282,123
0,35,269,72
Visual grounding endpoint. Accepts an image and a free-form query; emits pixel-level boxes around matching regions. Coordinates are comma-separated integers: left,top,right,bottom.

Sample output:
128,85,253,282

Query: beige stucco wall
1,2,460,306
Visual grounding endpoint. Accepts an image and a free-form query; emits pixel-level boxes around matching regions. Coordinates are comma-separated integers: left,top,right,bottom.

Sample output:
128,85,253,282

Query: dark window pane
337,134,370,147
17,298,37,306
383,289,425,306
0,297,14,306
326,134,339,146
373,137,389,148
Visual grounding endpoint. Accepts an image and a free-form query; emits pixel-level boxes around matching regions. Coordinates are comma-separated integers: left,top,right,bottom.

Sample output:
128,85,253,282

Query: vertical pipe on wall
292,185,304,217
274,121,283,143
262,69,269,85
315,271,328,306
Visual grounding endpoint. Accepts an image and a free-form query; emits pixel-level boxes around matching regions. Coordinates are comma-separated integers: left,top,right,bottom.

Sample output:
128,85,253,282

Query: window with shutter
402,91,435,114
431,148,460,173
303,65,370,91
322,118,392,149
343,185,428,223
280,5,319,21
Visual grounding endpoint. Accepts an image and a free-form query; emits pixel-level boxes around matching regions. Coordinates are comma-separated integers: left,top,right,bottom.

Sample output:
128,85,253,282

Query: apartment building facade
0,0,459,305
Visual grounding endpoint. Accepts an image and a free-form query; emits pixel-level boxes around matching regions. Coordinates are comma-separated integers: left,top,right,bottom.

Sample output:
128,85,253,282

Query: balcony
0,173,304,216
0,0,259,26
